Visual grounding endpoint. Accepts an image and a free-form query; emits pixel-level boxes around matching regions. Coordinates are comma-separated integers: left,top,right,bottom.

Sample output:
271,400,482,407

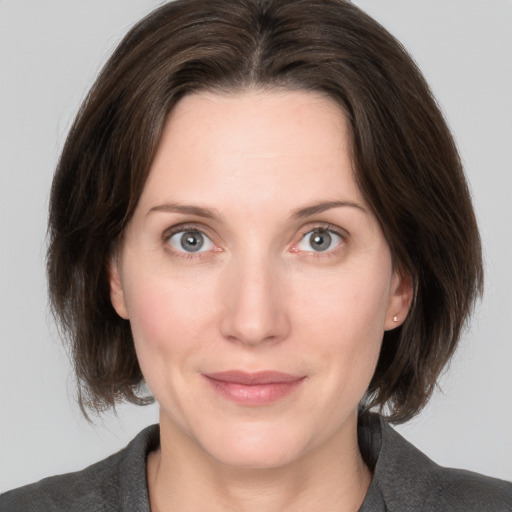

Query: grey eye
168,230,214,253
309,231,332,251
297,229,342,252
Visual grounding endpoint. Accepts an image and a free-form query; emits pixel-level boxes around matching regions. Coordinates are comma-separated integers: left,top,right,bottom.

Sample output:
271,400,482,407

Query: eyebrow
147,203,219,219
147,199,367,220
291,200,367,218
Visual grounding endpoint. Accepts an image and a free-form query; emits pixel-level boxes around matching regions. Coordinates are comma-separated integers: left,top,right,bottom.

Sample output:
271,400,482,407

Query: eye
296,229,343,253
167,230,215,253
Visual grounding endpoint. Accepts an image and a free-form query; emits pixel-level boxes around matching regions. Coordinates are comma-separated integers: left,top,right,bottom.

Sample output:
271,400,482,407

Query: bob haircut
47,0,483,423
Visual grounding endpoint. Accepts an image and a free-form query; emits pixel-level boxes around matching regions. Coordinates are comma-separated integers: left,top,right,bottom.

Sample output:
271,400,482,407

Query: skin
109,90,412,512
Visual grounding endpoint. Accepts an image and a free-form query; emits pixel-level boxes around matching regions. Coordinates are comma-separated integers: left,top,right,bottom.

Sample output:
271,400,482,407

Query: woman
1,0,510,510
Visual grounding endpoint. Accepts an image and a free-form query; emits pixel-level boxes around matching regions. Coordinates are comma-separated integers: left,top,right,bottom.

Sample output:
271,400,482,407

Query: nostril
220,294,290,346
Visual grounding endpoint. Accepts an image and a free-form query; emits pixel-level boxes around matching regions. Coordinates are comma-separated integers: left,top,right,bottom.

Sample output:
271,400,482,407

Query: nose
219,254,290,347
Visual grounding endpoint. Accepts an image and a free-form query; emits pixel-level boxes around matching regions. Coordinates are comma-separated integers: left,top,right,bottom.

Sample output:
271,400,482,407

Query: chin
209,443,303,470
198,423,310,470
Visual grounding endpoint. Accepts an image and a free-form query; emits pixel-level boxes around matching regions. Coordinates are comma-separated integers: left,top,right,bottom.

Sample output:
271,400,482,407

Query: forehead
138,89,364,212
166,89,350,157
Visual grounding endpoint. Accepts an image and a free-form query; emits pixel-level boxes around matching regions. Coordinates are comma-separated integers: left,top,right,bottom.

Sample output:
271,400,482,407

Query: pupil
181,231,204,252
310,231,331,251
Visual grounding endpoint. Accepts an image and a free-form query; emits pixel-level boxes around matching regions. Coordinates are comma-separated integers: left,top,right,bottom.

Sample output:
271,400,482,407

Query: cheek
126,280,175,350
122,272,210,404
293,267,391,340
121,274,178,355
122,266,220,360
290,265,390,384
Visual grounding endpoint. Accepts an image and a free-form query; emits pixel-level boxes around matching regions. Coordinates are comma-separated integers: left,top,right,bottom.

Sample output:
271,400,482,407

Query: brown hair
47,0,483,422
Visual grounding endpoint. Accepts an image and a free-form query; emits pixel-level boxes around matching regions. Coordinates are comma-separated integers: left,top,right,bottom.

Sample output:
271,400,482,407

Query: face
110,90,411,469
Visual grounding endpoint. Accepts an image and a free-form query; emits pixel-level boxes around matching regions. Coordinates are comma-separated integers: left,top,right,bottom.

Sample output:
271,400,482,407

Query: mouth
203,370,306,406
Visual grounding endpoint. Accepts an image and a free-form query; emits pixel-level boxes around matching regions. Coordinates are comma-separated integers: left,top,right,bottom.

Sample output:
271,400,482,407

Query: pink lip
203,371,306,405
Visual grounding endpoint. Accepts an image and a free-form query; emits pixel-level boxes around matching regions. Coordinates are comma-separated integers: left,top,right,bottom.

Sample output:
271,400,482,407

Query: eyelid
162,222,213,240
160,221,347,256
162,223,220,255
298,222,348,241
291,222,348,253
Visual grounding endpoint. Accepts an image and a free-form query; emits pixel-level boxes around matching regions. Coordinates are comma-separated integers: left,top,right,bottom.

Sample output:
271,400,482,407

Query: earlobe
384,270,413,331
108,257,129,320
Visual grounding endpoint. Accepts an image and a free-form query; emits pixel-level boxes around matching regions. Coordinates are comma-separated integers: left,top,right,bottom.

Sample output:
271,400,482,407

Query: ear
384,270,413,331
108,256,129,320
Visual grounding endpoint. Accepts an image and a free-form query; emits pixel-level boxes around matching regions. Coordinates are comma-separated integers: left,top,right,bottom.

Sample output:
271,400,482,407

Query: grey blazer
1,414,511,511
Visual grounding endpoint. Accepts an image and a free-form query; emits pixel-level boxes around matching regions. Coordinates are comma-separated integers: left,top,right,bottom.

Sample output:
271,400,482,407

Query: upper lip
204,370,304,385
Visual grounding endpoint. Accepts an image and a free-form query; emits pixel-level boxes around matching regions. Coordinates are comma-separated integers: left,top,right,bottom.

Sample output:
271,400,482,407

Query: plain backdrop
1,0,511,492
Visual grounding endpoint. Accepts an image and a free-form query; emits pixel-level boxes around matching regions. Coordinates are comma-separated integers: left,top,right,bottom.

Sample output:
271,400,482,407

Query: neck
147,412,372,512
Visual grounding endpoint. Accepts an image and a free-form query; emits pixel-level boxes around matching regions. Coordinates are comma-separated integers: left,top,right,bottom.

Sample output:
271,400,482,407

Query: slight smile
203,371,307,406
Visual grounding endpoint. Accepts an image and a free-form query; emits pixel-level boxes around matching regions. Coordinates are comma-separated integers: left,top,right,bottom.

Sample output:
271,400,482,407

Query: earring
393,315,398,323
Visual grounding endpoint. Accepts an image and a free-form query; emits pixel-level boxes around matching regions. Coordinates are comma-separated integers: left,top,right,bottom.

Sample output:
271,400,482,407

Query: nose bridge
220,248,288,346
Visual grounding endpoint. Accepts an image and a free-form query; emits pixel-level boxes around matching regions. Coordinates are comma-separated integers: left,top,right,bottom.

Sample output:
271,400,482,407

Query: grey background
1,0,511,492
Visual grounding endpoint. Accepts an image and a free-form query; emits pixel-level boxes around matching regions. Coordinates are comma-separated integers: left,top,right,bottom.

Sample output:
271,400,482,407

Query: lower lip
204,377,305,406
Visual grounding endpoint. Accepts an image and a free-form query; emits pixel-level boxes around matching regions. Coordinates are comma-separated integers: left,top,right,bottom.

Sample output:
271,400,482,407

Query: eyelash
161,222,347,259
162,223,217,260
295,222,346,257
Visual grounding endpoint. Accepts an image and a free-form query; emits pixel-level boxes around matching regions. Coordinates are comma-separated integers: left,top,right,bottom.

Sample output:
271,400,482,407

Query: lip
203,371,306,406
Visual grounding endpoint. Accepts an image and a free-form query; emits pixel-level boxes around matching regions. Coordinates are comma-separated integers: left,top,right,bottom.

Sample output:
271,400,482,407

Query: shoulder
430,465,512,511
360,414,512,512
0,454,121,512
0,424,159,512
